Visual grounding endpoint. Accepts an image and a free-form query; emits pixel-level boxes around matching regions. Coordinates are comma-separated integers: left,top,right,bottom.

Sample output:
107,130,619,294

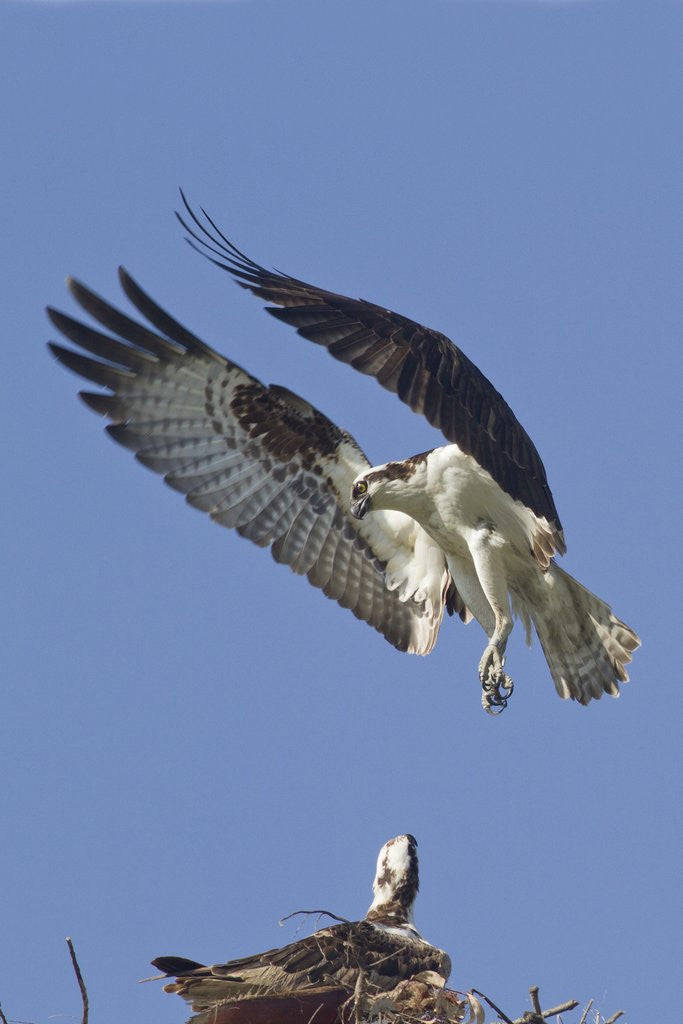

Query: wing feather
49,271,456,654
152,921,452,1009
177,197,564,549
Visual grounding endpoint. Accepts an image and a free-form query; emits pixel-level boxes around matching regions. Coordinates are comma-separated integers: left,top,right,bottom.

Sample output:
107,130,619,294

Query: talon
480,663,514,715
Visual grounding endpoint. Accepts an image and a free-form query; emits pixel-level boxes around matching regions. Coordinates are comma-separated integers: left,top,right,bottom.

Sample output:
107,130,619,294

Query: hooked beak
350,495,370,520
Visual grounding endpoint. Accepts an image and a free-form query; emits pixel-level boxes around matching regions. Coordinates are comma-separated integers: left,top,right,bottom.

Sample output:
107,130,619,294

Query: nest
187,978,483,1024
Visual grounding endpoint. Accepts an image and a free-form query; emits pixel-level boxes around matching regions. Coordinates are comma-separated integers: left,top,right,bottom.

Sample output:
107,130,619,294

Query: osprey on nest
150,834,451,1012
48,198,639,711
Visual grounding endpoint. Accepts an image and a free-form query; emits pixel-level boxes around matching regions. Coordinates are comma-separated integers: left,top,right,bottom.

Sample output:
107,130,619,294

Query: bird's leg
469,525,514,714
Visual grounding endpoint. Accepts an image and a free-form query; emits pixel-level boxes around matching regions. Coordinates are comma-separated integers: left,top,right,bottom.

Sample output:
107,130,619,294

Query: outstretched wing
178,196,564,552
48,269,460,654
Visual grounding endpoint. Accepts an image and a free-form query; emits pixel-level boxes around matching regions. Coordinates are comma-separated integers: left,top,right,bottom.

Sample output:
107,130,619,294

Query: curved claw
478,643,514,713
481,671,514,715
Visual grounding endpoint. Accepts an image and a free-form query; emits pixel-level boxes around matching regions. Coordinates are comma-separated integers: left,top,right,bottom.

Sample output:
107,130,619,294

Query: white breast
421,446,538,557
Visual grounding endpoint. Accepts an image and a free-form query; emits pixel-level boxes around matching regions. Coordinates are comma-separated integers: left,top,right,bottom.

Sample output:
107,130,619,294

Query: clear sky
1,1,681,1022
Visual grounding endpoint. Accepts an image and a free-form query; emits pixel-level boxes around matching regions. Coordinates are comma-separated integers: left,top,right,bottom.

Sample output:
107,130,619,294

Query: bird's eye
354,480,368,497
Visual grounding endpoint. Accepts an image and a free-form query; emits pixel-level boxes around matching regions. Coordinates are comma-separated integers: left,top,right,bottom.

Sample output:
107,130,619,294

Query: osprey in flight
48,199,639,711
150,834,451,1011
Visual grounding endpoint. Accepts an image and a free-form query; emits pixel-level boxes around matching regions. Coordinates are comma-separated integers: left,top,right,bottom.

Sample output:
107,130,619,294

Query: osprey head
366,833,419,926
350,456,430,520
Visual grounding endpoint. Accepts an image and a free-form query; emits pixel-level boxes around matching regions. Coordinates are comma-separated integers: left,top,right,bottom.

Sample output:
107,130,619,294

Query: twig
471,989,514,1024
530,987,543,1016
603,1013,624,1024
577,1001,593,1024
66,937,89,1024
539,1000,579,1019
278,909,351,927
0,1004,9,1024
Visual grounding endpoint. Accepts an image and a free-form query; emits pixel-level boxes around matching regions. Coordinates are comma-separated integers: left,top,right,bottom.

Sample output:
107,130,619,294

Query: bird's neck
365,898,415,927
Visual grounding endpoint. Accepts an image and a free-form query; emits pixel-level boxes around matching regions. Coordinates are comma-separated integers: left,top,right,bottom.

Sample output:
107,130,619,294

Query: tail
529,565,640,704
149,952,292,1008
149,957,219,1005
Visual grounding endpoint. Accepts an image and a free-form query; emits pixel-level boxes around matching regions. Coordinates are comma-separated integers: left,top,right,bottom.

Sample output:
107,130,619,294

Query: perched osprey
48,200,639,710
150,834,451,1011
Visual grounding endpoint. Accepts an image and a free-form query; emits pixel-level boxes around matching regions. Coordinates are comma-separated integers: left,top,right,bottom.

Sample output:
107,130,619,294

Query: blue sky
1,1,681,1022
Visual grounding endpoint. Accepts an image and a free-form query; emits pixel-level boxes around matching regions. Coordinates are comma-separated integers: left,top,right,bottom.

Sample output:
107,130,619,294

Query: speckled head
366,834,419,925
350,453,432,520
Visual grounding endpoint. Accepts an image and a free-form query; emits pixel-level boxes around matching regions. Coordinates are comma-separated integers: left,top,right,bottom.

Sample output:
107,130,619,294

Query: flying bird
48,200,639,710
150,834,451,1012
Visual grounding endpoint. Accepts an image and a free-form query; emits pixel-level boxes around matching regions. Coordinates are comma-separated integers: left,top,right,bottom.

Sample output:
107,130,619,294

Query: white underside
365,445,638,701
379,445,548,636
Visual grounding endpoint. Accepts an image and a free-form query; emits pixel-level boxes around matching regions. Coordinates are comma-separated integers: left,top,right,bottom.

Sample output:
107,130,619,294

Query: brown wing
151,925,357,1008
152,922,451,1009
153,924,374,990
246,921,451,988
178,194,564,545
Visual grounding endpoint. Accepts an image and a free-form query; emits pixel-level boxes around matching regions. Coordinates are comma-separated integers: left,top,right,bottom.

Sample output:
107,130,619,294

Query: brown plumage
150,835,451,1012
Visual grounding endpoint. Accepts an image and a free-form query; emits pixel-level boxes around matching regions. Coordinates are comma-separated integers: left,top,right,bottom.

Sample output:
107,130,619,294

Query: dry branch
577,1001,593,1024
66,937,89,1024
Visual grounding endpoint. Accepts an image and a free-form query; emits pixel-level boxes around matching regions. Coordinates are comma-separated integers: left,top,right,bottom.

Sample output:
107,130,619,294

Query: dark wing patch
48,270,451,654
177,195,564,544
